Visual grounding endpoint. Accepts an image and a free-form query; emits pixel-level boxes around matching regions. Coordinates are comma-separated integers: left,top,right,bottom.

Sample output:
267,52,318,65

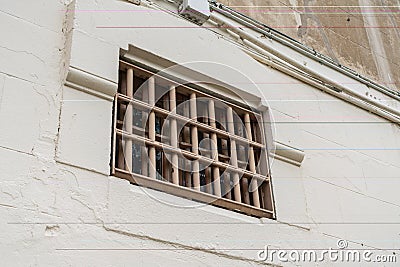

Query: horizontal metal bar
114,168,274,218
116,129,270,182
117,94,265,148
119,60,264,118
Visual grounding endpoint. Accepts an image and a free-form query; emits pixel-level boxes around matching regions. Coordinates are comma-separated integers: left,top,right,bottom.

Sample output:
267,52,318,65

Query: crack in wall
0,203,17,209
55,0,75,160
0,144,34,157
70,193,99,222
0,75,5,112
0,45,45,65
102,225,279,266
56,161,109,176
303,129,400,169
0,71,45,87
310,175,400,209
0,9,62,35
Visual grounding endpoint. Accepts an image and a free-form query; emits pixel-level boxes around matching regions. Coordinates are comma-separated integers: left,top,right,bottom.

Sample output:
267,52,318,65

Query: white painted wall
0,0,399,266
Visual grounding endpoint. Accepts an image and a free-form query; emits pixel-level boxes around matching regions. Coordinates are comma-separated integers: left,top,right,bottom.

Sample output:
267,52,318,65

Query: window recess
112,60,275,218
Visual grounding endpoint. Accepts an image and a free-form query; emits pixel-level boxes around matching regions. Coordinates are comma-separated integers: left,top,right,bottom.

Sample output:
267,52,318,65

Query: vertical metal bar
218,109,231,199
162,94,171,182
264,181,273,211
244,113,260,208
227,107,241,202
223,172,232,200
141,86,148,176
117,101,125,170
125,69,134,172
183,99,192,188
252,118,260,144
208,99,221,197
169,86,179,185
236,114,250,203
118,138,125,170
202,105,212,194
190,92,200,191
259,182,266,209
162,152,169,182
148,77,156,179
241,171,250,204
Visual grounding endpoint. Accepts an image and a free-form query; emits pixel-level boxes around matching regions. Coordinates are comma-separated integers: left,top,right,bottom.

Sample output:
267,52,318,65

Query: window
111,60,275,218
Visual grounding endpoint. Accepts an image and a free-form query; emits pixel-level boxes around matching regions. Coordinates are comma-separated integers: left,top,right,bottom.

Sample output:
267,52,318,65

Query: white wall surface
0,0,399,266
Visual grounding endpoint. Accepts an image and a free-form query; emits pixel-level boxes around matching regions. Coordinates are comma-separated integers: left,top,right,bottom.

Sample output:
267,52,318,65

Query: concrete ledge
65,66,117,101
271,142,305,167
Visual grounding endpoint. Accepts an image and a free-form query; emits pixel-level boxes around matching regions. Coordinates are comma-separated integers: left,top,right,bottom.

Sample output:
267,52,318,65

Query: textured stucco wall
0,0,399,266
219,0,400,92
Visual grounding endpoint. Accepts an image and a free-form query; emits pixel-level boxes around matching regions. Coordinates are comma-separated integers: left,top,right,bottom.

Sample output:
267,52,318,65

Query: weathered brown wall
219,0,400,91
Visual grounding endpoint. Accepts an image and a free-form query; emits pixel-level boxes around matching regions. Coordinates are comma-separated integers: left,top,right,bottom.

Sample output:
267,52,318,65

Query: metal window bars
111,60,275,218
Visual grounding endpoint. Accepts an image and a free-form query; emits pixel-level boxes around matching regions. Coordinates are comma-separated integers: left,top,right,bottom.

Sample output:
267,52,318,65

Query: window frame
111,59,275,219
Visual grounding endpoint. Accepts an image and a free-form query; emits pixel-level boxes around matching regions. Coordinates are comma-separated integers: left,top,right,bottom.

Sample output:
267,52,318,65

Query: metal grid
111,60,275,218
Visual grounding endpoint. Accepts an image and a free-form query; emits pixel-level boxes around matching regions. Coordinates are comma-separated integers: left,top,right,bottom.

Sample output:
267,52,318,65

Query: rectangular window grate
111,60,275,218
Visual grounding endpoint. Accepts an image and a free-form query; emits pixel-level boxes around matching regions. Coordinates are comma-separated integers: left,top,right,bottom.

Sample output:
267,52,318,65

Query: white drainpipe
248,49,400,124
210,4,400,100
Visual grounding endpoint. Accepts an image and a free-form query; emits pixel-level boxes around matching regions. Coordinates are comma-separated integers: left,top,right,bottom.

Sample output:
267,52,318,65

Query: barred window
111,60,275,218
